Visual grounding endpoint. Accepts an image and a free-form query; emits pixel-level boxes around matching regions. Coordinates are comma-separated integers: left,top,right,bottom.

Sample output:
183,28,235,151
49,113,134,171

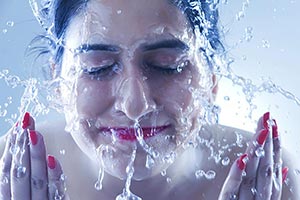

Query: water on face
1,0,300,199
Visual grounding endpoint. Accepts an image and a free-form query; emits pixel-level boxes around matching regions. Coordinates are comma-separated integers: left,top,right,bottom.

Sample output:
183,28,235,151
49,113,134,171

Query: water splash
115,147,141,200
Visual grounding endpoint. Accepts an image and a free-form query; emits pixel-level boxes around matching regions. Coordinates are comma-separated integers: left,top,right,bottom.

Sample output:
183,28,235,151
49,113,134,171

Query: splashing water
115,147,141,200
1,0,300,199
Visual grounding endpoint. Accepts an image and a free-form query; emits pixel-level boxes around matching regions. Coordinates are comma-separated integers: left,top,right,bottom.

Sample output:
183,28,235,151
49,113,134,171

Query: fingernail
282,167,288,183
263,112,270,129
48,155,56,169
257,129,269,145
29,130,38,145
272,119,279,138
237,154,248,170
22,112,30,129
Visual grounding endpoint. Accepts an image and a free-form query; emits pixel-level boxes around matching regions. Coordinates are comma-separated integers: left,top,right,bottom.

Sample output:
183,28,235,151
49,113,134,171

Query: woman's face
60,0,216,180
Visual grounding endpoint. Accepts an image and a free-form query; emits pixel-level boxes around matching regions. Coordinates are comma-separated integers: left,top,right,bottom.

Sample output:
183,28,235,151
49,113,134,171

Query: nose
114,76,156,120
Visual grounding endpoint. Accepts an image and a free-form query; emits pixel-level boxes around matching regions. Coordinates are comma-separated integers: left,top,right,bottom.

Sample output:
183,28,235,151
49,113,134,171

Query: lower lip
99,125,171,141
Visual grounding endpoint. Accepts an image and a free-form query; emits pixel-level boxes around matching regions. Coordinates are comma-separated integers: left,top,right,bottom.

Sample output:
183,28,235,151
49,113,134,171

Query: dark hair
29,0,223,78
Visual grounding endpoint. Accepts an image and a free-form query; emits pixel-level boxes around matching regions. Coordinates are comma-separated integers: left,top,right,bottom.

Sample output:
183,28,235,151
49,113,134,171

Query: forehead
64,0,193,49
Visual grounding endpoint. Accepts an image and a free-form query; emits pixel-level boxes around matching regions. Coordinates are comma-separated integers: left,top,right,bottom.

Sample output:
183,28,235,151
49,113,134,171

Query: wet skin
0,0,299,199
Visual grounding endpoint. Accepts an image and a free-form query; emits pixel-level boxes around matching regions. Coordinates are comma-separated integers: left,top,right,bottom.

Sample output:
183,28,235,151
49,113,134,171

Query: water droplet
145,154,154,169
195,169,205,179
236,11,245,20
262,40,270,48
223,96,230,101
163,152,176,164
54,189,64,200
161,170,167,177
294,169,300,175
230,194,237,199
2,29,8,34
205,170,216,180
221,157,230,166
166,177,172,183
251,187,257,195
117,10,122,14
94,179,103,191
60,174,67,182
9,144,20,155
16,166,26,178
245,26,253,42
255,147,265,157
0,175,8,185
222,0,228,4
0,109,7,117
59,149,66,155
6,21,14,27
5,75,21,88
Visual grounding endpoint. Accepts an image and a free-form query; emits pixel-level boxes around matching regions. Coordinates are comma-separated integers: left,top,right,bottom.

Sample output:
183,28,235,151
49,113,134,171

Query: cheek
75,79,113,117
150,70,198,115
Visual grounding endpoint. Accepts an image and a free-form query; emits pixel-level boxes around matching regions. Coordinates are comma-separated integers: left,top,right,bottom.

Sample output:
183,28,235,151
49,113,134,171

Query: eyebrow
75,43,120,53
142,39,189,51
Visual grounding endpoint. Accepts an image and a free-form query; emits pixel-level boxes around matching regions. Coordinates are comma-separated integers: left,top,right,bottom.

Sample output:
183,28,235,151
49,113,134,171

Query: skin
0,0,299,199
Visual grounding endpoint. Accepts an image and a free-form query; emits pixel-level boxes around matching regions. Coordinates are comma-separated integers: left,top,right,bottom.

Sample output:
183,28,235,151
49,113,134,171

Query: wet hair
30,0,223,78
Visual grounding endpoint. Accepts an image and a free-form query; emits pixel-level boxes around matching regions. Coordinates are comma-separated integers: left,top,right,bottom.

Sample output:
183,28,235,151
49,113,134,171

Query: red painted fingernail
282,167,288,183
257,129,269,145
237,154,248,170
272,119,279,138
48,155,56,169
22,112,30,129
29,130,38,145
263,112,270,129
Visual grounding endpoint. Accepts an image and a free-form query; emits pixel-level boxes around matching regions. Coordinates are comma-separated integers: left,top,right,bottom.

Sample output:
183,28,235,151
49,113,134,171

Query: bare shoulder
35,119,81,157
199,123,253,157
202,123,299,199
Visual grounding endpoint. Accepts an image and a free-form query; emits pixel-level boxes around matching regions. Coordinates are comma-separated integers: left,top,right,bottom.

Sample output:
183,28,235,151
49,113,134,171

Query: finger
218,154,248,200
11,129,31,200
11,112,33,200
256,115,274,200
22,112,35,131
47,155,67,200
0,130,16,200
271,120,282,200
29,130,48,200
239,112,269,199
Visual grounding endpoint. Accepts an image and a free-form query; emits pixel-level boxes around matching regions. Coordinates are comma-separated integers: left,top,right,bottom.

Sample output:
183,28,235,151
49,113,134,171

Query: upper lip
99,125,171,141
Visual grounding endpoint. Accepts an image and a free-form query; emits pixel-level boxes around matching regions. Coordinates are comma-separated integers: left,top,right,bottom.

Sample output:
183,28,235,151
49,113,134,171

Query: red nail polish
257,129,269,145
272,119,279,138
22,112,30,129
263,112,270,129
237,154,248,170
282,167,288,183
48,155,56,169
29,130,38,145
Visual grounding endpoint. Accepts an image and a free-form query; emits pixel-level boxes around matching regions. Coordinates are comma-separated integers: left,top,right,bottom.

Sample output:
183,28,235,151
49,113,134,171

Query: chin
100,141,175,181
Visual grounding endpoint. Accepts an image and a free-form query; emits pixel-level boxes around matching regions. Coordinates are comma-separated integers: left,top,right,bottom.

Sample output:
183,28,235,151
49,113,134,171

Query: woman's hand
218,112,288,200
0,112,68,200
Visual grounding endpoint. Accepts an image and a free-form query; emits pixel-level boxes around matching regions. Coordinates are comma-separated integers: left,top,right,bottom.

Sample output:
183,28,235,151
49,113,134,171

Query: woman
0,0,299,199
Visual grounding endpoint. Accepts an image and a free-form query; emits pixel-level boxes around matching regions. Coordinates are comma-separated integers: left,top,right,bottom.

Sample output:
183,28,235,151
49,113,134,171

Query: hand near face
0,113,68,200
218,112,287,200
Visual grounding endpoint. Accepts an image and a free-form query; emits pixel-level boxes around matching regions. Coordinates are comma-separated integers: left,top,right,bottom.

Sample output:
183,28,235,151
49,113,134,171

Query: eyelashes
82,61,188,80
80,54,189,80
82,63,121,79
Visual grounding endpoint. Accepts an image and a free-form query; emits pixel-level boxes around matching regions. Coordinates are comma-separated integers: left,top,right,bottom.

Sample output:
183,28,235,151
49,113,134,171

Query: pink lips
99,125,170,141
